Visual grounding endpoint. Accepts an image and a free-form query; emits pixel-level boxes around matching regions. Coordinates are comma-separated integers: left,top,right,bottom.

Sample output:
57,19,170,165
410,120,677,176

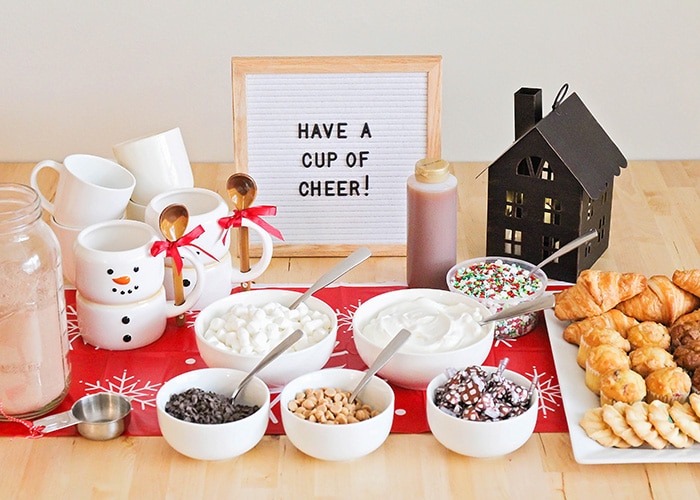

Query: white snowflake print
336,302,360,331
523,365,561,419
66,303,81,349
81,369,161,410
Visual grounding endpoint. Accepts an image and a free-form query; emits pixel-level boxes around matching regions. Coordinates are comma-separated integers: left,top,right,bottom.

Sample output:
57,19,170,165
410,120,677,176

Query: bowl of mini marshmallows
447,256,547,339
156,367,270,460
280,368,395,461
193,289,338,386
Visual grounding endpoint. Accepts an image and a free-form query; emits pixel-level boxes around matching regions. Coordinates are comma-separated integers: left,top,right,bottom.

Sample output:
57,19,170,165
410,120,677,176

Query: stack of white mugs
32,128,274,350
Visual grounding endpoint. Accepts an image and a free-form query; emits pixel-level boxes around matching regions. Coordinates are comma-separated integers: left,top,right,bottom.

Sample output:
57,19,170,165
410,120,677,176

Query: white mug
48,215,82,285
77,287,187,350
144,187,231,262
162,245,271,310
74,220,204,307
30,154,135,228
112,127,194,206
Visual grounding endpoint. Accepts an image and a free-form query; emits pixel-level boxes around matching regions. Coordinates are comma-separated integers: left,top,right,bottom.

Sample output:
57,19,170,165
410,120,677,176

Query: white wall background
1,1,698,163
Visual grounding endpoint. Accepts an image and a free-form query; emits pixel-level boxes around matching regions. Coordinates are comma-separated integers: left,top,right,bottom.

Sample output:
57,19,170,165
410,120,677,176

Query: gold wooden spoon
159,203,189,326
226,173,258,290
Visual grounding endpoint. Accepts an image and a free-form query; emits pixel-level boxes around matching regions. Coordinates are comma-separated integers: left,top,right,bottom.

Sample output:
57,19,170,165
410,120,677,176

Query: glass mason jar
0,183,71,420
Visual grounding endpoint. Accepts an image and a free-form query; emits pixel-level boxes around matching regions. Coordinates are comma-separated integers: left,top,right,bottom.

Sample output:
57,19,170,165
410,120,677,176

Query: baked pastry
577,327,631,368
585,345,631,394
645,366,691,404
601,402,645,447
673,340,700,372
647,399,694,448
672,269,700,298
554,270,647,321
616,275,700,325
624,401,668,449
626,321,671,350
669,401,700,442
689,393,700,416
669,312,700,351
599,368,646,406
562,310,639,345
692,368,700,394
579,407,630,448
628,346,676,378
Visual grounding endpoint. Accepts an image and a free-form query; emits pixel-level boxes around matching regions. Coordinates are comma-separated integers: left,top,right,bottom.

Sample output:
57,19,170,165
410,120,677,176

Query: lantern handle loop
552,83,569,110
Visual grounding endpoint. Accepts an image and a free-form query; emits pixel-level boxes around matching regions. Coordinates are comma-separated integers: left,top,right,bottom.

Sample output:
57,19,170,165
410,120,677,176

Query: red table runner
1,285,567,438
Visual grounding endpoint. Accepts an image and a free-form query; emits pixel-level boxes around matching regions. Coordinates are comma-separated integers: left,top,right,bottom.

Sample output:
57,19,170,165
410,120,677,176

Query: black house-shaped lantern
486,86,627,282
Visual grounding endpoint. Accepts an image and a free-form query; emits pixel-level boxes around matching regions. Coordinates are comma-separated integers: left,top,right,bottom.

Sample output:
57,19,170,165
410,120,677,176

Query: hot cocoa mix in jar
0,183,71,419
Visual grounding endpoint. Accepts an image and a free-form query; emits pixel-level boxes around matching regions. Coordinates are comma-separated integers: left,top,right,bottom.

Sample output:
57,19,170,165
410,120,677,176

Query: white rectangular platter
544,309,700,464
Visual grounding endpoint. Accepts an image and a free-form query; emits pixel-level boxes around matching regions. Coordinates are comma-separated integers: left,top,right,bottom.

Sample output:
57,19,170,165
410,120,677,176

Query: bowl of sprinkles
446,257,547,339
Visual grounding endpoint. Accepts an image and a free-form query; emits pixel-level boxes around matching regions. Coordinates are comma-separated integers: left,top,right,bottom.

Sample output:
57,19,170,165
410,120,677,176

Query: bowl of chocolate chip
280,368,395,461
426,359,539,458
156,367,270,460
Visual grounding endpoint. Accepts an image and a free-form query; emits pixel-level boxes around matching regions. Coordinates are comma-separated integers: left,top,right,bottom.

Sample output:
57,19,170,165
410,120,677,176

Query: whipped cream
360,297,488,353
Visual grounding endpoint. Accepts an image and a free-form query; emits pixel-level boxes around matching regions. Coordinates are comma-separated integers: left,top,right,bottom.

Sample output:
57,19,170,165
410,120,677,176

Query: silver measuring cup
32,392,132,440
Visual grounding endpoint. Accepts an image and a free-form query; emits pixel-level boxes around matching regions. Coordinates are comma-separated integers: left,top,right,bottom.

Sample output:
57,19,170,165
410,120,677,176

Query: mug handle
164,246,206,318
30,160,64,216
229,217,274,284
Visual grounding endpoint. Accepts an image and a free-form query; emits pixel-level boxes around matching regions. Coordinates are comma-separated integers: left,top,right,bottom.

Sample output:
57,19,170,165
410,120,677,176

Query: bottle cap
415,158,450,183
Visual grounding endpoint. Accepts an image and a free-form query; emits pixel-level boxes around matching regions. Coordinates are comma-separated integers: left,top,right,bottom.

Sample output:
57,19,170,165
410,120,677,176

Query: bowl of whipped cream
352,288,494,390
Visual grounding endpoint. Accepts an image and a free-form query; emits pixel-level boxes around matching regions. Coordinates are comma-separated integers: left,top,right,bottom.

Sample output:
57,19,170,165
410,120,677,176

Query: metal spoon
231,329,303,403
226,173,258,290
478,293,556,325
529,229,598,276
288,246,372,309
159,203,189,327
349,328,411,404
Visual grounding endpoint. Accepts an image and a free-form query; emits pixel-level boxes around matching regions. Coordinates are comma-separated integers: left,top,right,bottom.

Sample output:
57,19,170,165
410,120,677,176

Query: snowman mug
73,220,204,306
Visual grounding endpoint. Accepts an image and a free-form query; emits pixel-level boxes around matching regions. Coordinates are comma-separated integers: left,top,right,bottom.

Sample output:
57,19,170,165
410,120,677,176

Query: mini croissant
672,269,700,298
554,270,647,321
562,309,639,345
616,275,700,325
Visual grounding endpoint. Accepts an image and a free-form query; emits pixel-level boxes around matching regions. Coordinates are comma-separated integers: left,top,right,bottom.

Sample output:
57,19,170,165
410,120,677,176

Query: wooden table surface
1,160,699,499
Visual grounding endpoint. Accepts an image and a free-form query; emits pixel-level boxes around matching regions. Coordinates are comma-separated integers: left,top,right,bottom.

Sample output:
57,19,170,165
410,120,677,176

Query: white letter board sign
231,56,442,257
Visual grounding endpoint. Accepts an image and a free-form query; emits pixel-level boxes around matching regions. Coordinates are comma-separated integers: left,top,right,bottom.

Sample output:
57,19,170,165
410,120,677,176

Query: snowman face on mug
75,220,166,304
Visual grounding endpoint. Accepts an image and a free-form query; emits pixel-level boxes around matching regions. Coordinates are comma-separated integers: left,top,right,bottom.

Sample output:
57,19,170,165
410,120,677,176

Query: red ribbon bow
150,224,216,273
218,205,284,244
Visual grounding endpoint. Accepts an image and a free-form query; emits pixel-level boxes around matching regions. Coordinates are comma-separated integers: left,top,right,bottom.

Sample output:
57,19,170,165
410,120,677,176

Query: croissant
616,275,700,325
554,270,647,321
672,269,700,298
562,309,639,345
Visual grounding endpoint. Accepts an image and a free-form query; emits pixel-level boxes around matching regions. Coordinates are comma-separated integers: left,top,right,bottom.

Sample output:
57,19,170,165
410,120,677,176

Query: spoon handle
530,229,598,276
289,247,372,309
349,328,412,404
172,265,186,326
231,329,303,402
478,293,556,325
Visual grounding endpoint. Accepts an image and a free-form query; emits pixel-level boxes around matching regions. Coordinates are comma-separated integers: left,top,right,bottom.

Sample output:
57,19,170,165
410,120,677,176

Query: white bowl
280,368,394,461
426,366,539,458
156,368,270,461
446,256,547,340
193,289,338,387
352,288,494,390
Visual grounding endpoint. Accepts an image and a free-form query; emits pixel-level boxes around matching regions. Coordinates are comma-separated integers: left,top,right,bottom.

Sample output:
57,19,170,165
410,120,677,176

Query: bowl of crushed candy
280,368,395,461
352,288,494,390
446,256,547,340
193,289,338,387
426,363,539,458
156,367,270,461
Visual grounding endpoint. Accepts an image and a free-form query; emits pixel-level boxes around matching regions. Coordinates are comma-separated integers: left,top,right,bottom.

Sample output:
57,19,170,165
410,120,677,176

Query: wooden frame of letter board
231,55,442,257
